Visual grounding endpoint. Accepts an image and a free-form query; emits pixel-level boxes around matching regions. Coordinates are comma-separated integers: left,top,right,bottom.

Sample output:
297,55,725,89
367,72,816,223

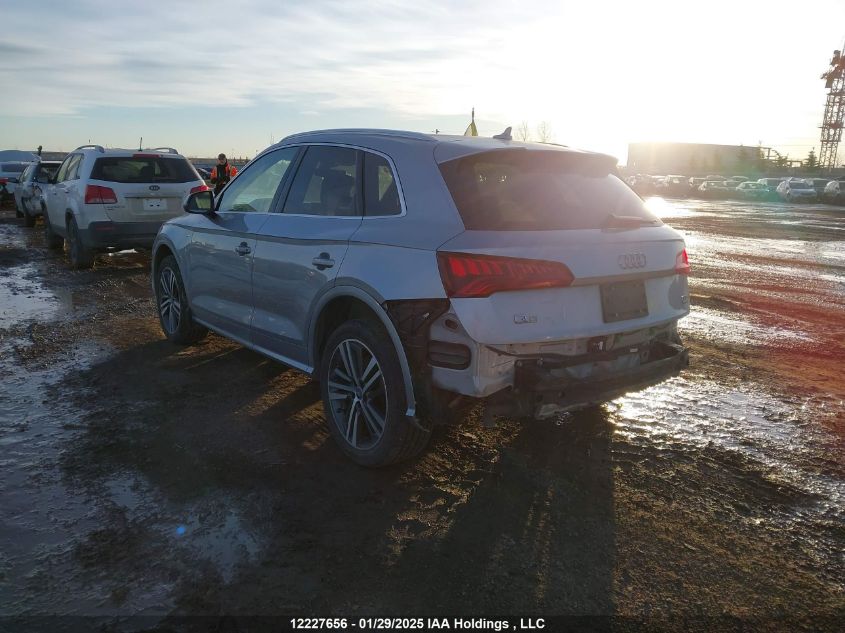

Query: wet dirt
0,199,843,632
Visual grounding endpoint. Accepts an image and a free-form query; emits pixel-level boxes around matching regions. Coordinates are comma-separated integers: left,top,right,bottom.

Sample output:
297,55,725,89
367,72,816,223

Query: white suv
43,145,207,268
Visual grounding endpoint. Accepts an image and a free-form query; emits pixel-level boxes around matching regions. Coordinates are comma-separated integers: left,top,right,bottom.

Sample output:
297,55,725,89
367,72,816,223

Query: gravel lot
0,198,843,632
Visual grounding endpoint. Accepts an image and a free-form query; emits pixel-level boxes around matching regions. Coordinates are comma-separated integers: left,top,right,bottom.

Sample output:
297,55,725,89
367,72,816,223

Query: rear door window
90,157,199,183
57,154,82,182
283,146,361,217
439,150,659,230
363,152,401,216
66,155,84,180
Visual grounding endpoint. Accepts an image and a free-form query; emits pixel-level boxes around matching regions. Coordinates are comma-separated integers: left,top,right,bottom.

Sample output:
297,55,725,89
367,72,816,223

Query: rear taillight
675,248,690,275
190,184,210,194
437,252,574,298
0,178,7,184
84,184,117,204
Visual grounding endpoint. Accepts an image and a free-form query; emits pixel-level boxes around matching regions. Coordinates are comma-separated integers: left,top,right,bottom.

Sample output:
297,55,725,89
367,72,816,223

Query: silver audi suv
152,129,690,466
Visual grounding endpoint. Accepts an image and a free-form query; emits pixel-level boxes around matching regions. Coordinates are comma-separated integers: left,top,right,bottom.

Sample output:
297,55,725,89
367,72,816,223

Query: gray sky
1,0,844,163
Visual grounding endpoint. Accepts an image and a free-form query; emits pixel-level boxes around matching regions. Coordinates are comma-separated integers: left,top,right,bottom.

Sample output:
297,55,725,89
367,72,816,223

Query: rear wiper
602,213,659,229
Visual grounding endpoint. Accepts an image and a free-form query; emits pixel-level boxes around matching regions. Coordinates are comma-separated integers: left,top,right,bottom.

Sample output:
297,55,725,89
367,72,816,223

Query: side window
363,152,401,216
217,147,298,213
58,154,82,182
55,156,74,182
67,155,84,180
283,146,360,217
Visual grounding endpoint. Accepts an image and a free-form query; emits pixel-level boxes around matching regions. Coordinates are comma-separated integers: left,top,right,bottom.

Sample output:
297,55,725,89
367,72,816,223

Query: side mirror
184,189,215,214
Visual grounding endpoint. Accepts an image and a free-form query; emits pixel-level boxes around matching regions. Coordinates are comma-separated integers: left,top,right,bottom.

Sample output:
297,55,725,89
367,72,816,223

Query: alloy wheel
327,339,387,450
158,267,182,335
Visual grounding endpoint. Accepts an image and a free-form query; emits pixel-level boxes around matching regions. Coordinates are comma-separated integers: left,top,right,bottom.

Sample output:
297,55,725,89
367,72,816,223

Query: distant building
627,142,764,175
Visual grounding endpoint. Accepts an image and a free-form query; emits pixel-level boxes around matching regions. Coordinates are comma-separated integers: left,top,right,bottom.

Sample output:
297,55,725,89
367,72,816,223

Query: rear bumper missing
486,340,689,419
80,221,163,249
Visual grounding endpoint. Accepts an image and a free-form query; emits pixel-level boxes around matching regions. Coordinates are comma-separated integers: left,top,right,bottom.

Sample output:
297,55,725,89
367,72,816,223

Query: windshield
439,150,659,231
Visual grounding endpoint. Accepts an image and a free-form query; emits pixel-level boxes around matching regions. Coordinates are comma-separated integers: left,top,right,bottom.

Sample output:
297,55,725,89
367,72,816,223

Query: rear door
436,149,689,344
88,155,201,223
46,154,82,232
185,147,299,342
250,145,363,365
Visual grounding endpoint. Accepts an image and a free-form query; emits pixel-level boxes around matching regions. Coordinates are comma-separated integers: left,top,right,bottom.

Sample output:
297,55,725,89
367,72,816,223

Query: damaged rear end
423,145,690,420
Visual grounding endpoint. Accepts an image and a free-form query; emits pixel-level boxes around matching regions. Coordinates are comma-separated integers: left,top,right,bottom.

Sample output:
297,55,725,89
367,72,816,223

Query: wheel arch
309,286,418,418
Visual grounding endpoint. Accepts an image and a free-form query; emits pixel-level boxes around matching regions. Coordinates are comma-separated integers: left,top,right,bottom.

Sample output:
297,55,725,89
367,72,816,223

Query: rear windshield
2,163,28,173
90,157,198,183
439,150,658,231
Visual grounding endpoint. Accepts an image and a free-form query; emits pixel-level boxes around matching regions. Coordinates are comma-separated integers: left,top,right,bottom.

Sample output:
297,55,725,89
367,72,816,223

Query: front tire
319,319,431,467
44,211,64,250
66,217,94,269
155,255,208,345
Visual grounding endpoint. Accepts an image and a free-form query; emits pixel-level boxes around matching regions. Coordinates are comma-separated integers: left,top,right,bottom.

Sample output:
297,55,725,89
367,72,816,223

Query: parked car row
11,131,692,466
626,173,845,203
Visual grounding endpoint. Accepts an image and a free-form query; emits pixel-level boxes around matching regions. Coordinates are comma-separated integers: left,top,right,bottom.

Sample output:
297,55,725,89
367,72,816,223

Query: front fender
151,224,191,296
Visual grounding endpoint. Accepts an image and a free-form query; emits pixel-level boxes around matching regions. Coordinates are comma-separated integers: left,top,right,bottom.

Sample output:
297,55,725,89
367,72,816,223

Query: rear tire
66,217,94,269
319,319,431,467
155,255,208,345
44,211,64,250
23,207,36,228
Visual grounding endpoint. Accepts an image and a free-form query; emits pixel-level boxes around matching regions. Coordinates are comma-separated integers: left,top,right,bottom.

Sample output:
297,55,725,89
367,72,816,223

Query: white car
43,145,207,269
776,179,817,202
14,160,62,227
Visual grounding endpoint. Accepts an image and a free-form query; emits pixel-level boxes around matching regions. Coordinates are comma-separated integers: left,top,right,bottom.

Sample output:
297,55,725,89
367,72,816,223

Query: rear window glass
2,163,28,173
90,157,198,183
439,150,658,231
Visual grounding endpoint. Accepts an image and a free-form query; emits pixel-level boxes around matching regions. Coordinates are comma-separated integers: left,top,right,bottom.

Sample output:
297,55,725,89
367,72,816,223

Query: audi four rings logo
149,185,160,191
618,253,647,269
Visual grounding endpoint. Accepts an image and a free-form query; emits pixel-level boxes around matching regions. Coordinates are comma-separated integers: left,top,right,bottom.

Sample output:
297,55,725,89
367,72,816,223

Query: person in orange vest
210,153,237,195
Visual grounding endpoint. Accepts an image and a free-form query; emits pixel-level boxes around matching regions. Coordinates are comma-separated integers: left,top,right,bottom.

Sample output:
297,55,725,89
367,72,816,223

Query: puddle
680,306,811,346
0,263,62,324
610,377,845,570
171,510,262,584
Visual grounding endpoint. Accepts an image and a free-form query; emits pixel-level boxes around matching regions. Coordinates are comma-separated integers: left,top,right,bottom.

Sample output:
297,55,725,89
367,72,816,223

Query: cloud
0,0,537,118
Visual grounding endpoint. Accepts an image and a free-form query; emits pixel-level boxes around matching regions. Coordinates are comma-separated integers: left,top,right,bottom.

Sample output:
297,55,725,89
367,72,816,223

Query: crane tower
819,48,845,171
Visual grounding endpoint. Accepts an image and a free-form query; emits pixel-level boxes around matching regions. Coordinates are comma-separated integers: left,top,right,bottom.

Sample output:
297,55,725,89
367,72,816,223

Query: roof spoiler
150,147,179,155
74,144,105,153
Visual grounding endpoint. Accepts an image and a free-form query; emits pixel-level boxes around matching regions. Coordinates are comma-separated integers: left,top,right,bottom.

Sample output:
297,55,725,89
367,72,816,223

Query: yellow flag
464,108,478,136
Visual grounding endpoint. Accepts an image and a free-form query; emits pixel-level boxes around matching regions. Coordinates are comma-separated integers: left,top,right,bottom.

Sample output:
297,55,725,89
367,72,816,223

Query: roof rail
150,147,179,154
74,144,105,153
280,129,436,143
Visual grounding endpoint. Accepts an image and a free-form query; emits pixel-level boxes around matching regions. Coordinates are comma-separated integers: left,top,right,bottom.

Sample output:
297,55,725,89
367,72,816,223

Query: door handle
235,242,252,256
312,252,335,270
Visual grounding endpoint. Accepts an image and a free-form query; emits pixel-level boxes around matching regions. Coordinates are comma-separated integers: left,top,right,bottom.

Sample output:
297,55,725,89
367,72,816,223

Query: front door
251,145,363,366
185,147,300,342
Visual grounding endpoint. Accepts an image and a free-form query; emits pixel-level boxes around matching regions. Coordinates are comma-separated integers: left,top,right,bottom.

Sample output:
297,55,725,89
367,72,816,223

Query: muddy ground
0,199,843,632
